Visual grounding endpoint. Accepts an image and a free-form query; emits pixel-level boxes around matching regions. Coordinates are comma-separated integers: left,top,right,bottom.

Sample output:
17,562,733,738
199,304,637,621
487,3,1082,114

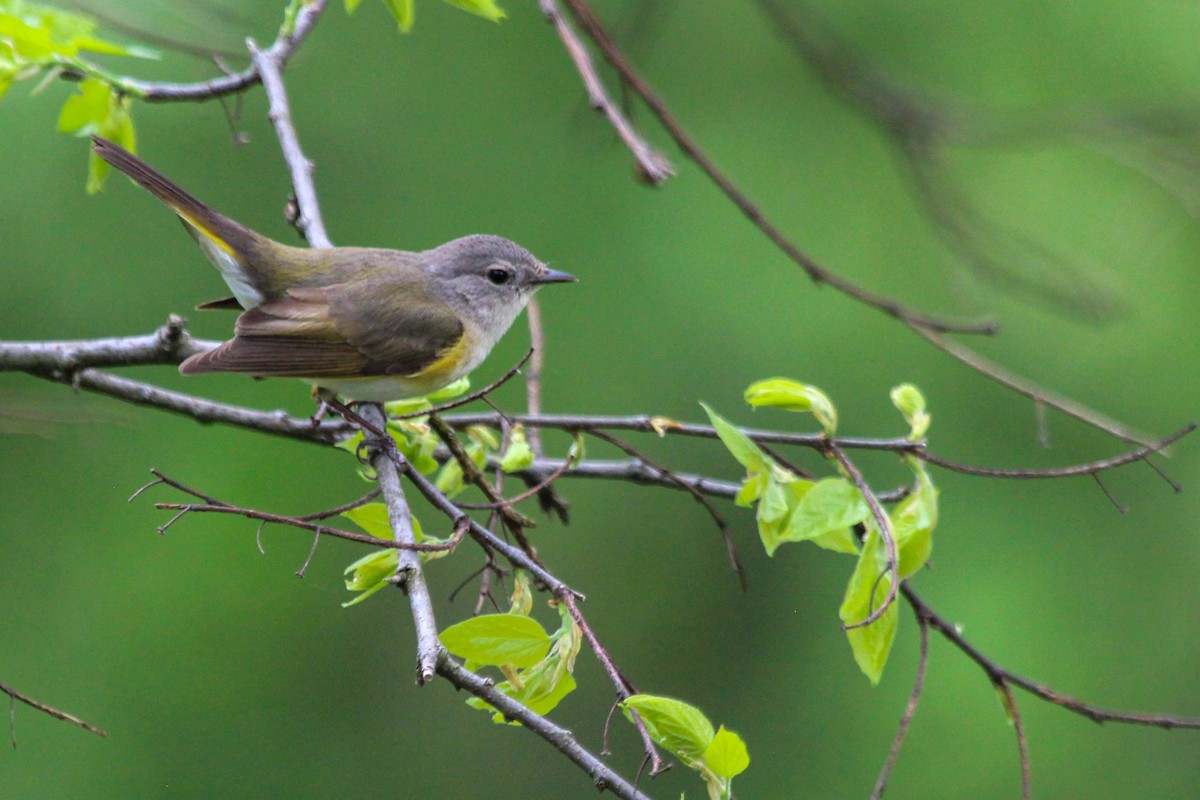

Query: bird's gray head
424,234,575,333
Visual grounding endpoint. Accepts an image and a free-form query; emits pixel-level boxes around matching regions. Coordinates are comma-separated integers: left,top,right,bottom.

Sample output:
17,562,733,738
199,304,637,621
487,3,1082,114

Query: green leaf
734,471,766,508
744,378,838,435
755,473,808,556
704,725,750,780
440,613,551,668
442,0,506,22
780,477,867,554
382,0,415,31
622,694,715,764
57,77,110,133
499,424,534,472
342,549,398,607
345,0,363,12
839,530,899,685
894,461,938,579
434,457,464,496
700,402,766,473
891,383,931,440
343,503,392,539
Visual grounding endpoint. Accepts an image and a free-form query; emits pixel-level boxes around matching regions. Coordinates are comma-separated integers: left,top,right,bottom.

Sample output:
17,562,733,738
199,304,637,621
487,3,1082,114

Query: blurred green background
2,1,1199,797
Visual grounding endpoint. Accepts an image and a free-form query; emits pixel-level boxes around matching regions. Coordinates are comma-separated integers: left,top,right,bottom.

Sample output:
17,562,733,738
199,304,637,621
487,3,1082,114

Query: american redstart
91,136,575,401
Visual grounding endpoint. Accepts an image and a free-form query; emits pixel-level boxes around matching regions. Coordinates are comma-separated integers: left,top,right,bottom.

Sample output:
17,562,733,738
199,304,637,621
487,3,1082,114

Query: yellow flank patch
179,210,234,256
411,332,470,383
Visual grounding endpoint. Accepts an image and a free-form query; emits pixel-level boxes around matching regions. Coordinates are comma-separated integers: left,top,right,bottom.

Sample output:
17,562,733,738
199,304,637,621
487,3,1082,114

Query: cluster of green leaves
336,377,547,603
621,695,749,800
344,0,505,33
704,379,938,684
2,0,148,190
0,0,150,191
440,572,581,721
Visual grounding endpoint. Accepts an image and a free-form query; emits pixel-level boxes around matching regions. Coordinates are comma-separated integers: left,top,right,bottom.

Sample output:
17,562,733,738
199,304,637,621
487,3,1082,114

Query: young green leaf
894,460,938,578
891,383,931,440
700,402,766,473
442,0,506,22
622,694,715,763
382,0,415,31
439,613,551,668
434,457,464,496
839,530,899,685
342,502,393,539
744,378,838,435
499,424,534,472
757,473,811,557
342,550,398,607
704,725,750,780
780,477,867,555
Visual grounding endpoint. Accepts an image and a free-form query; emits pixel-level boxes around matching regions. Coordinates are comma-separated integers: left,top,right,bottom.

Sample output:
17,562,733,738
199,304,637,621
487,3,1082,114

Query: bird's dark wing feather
179,282,464,378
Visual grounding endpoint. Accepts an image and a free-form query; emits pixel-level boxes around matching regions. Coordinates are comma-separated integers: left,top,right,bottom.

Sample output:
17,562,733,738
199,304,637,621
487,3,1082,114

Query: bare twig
1,679,107,742
540,0,674,184
357,404,443,683
999,679,1033,800
588,429,745,587
560,594,667,776
118,1,328,102
903,585,1200,730
248,36,330,248
436,658,652,800
871,600,931,800
557,0,994,336
150,501,459,553
912,326,1157,446
388,350,534,421
827,442,899,629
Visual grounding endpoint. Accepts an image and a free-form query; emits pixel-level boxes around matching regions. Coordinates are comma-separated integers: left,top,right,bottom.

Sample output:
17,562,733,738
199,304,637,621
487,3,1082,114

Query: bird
90,135,575,402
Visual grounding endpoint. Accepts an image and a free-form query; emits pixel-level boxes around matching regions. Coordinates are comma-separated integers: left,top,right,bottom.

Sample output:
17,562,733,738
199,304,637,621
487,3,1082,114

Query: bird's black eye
486,267,513,285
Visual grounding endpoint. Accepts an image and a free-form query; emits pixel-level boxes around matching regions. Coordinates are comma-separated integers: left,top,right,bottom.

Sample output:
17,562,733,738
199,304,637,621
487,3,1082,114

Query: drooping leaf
839,530,899,685
439,613,551,668
622,694,715,764
382,0,415,31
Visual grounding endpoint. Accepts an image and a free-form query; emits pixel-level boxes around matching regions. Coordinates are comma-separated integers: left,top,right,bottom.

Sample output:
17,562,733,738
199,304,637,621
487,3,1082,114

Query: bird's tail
91,135,271,308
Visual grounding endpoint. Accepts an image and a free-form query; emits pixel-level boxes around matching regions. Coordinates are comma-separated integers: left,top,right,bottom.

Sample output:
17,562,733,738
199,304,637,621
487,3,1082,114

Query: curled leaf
744,378,837,436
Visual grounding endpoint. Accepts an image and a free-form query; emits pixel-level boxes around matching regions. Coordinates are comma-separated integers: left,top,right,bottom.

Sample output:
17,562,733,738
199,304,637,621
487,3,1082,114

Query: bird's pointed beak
533,267,577,285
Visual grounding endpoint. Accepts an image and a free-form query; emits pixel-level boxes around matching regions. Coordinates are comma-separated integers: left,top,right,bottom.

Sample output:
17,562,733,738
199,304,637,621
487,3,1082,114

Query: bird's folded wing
179,284,464,378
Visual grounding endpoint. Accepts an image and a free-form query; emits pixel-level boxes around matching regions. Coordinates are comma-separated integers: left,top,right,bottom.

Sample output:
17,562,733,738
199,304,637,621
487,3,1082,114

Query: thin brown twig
151,502,460,553
912,326,1157,446
560,593,667,776
902,584,1200,730
557,0,994,337
1,679,107,742
540,0,674,184
998,680,1032,800
118,1,328,102
588,429,746,588
388,350,534,421
828,442,899,629
871,600,931,800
